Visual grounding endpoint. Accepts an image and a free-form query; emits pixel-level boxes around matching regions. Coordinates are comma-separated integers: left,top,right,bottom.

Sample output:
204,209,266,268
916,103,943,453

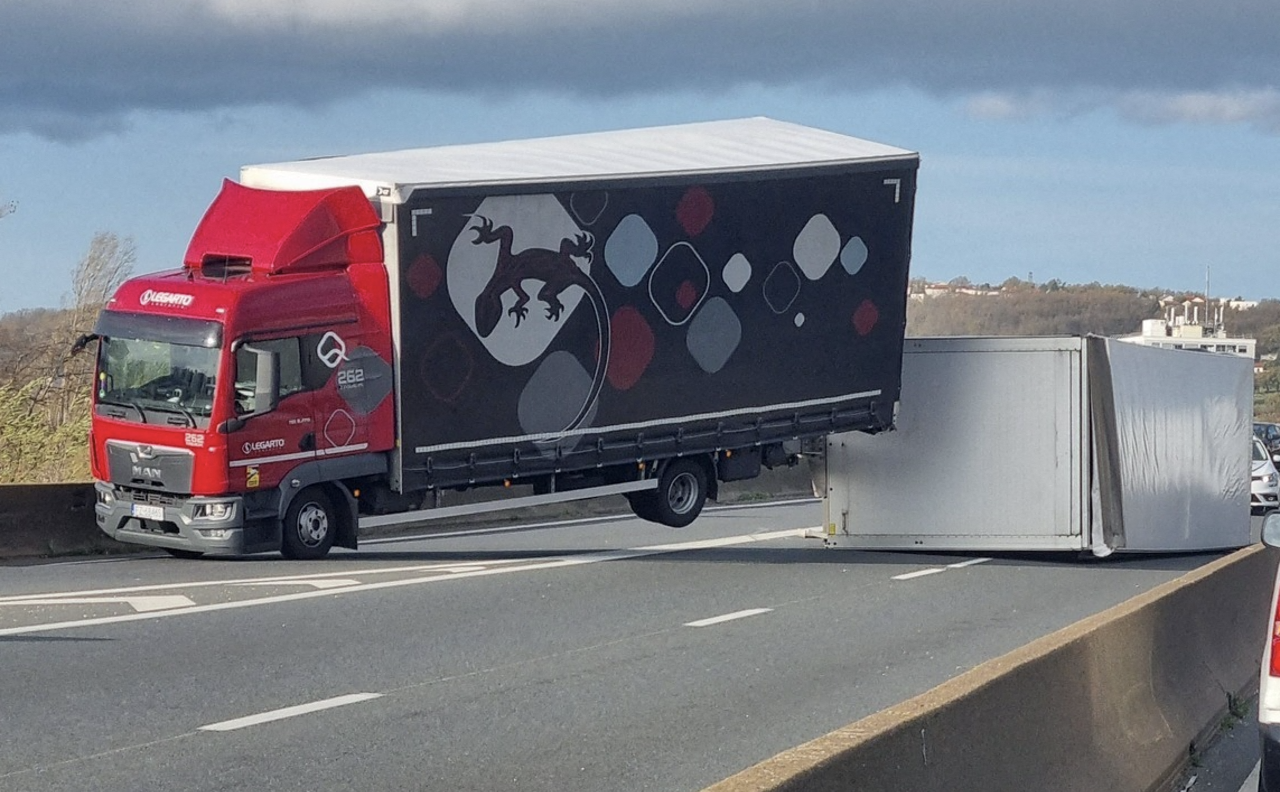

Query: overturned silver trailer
818,336,1254,555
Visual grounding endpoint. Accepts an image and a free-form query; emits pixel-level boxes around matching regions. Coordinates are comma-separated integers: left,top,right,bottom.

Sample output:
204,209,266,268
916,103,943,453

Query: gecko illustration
469,215,611,434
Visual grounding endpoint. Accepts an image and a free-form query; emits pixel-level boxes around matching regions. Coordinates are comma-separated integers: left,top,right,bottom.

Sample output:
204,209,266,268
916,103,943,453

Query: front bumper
94,482,246,555
1255,488,1280,515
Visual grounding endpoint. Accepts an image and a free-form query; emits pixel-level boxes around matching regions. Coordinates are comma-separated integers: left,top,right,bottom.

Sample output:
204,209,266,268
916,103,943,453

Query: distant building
1118,297,1255,358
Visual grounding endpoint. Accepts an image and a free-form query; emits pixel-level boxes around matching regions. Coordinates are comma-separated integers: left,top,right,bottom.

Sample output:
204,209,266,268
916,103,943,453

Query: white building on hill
1118,296,1256,359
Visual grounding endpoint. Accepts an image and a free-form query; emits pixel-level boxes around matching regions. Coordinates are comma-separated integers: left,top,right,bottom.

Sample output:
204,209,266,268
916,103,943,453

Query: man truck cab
90,183,395,558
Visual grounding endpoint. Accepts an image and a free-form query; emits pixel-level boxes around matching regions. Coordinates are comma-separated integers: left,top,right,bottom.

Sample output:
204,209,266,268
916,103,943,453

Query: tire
647,458,708,528
164,548,204,559
626,491,658,522
281,487,337,560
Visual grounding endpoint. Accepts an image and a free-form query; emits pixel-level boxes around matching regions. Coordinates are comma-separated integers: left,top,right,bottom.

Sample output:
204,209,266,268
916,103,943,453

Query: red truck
85,118,918,558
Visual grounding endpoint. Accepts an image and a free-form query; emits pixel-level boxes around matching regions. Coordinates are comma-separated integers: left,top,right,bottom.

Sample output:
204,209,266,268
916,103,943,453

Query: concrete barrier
0,482,136,560
704,544,1275,792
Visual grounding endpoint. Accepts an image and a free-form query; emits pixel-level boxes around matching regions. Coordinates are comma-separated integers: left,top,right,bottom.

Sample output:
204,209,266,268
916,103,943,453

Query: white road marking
236,579,361,590
893,557,992,580
892,568,946,581
948,557,992,569
199,693,383,732
0,528,812,637
0,595,196,612
0,561,517,604
685,608,773,628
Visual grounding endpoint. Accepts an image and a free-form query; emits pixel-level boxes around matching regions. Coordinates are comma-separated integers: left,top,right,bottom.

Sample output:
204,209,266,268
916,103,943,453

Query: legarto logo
241,439,286,455
140,290,195,308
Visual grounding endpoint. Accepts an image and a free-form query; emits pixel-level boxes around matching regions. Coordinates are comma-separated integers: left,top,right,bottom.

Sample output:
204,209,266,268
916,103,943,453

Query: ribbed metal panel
241,118,917,198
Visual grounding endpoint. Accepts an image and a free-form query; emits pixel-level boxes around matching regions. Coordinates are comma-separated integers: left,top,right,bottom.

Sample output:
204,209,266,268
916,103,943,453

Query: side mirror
1264,512,1280,549
70,333,99,357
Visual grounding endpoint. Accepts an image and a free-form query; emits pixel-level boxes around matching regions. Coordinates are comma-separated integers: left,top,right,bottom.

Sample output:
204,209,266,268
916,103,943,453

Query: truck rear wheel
639,458,708,528
281,486,337,560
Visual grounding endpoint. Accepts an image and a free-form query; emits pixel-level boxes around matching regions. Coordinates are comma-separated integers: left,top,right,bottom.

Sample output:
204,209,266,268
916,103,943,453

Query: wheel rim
666,472,699,515
295,502,329,547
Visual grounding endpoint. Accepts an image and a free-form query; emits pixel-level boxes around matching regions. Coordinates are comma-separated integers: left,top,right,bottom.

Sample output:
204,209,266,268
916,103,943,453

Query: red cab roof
184,180,382,274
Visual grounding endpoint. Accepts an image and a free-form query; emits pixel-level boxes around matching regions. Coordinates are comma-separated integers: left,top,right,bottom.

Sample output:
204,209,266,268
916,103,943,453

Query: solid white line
0,529,810,637
947,558,993,569
235,579,361,590
199,693,383,732
685,608,773,628
892,568,946,581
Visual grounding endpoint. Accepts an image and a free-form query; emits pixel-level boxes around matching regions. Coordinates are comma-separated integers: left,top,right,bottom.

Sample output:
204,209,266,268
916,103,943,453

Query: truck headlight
192,501,235,521
97,488,115,505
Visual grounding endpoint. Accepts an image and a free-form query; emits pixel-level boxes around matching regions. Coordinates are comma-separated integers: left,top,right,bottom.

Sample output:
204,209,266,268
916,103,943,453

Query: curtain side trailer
89,118,919,558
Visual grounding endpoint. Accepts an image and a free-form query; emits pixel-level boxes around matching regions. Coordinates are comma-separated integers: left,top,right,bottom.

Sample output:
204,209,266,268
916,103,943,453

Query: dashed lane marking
685,608,773,628
199,693,383,732
893,557,993,581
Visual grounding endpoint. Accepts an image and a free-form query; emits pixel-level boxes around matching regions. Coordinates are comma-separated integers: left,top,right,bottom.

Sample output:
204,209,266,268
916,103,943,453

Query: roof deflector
184,180,382,275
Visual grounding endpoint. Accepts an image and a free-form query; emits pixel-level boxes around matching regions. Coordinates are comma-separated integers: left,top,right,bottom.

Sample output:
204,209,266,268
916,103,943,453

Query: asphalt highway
0,500,1231,792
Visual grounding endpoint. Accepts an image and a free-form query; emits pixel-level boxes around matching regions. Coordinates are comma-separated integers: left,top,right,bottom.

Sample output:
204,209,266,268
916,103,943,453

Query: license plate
132,503,165,521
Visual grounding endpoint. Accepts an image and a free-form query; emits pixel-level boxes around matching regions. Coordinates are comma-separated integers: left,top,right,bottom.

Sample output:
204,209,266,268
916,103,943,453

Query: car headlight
192,501,235,521
1269,473,1279,488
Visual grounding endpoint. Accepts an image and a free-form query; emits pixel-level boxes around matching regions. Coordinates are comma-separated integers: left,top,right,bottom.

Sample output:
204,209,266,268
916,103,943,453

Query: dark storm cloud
2,0,1277,140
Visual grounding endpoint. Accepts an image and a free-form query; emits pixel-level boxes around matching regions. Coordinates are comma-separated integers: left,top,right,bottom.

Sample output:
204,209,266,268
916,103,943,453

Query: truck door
227,336,317,492
306,329,383,460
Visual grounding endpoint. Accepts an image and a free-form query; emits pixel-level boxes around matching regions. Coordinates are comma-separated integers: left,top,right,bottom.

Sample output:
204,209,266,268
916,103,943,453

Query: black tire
626,491,658,522
164,548,204,559
281,487,337,560
647,458,708,528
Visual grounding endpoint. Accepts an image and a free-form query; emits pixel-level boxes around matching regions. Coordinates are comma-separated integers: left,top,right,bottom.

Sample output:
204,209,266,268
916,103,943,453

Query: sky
1,0,1278,316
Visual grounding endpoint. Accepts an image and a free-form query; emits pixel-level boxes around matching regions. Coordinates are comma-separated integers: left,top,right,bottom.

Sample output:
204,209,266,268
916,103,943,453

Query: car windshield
96,337,221,429
1256,440,1268,463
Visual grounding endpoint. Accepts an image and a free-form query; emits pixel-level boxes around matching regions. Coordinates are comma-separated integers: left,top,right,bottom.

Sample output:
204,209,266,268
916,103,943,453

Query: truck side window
234,337,305,414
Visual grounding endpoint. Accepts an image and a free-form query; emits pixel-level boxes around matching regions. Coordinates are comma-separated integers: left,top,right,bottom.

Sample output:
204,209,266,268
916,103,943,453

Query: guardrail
703,544,1274,792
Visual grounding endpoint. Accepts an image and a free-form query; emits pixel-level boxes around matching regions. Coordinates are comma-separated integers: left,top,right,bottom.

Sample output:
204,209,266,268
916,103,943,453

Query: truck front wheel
281,487,337,560
639,458,708,528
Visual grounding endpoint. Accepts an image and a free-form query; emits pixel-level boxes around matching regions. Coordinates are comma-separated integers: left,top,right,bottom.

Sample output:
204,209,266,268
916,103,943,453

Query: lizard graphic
468,215,611,434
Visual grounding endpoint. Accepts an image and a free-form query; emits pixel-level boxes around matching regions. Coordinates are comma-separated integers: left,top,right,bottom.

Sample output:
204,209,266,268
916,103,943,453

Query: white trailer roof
240,117,917,201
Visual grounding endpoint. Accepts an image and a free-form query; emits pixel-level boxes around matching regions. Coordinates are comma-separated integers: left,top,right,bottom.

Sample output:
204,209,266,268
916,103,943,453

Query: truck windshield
93,312,224,429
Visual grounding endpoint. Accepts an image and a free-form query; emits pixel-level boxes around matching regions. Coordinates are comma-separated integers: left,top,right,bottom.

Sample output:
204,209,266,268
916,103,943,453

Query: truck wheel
281,487,337,560
649,459,707,528
626,491,658,522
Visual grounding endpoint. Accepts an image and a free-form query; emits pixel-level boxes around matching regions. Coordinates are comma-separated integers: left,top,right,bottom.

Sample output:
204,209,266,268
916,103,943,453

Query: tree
0,233,136,482
46,233,136,427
